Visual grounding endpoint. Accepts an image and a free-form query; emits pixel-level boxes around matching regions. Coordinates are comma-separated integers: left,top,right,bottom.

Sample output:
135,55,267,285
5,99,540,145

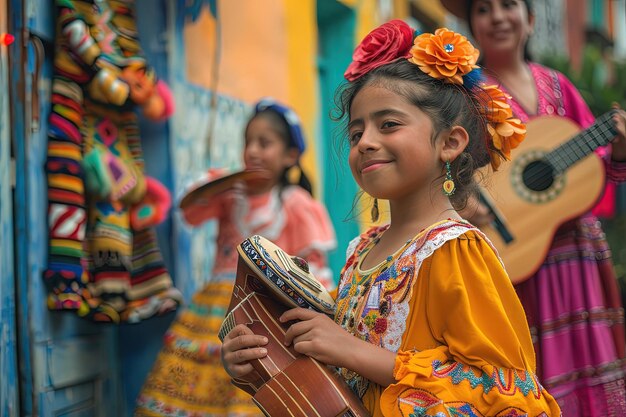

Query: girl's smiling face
348,84,443,202
244,115,298,194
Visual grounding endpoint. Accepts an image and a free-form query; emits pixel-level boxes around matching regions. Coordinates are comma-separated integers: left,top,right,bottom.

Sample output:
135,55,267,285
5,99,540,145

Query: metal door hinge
10,157,16,188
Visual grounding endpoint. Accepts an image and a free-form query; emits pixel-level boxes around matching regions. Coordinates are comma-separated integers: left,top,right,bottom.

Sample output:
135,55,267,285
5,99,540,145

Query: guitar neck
478,191,514,244
546,110,618,174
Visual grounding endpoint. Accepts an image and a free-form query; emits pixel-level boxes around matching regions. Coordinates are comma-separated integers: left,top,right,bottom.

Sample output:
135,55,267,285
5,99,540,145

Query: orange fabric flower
409,28,480,85
487,119,526,170
479,84,513,122
478,84,526,170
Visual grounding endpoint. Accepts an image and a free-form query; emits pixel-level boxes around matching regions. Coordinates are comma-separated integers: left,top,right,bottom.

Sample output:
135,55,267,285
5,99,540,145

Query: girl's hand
224,180,247,204
280,308,354,368
611,104,626,162
210,180,247,211
281,308,398,387
221,324,268,379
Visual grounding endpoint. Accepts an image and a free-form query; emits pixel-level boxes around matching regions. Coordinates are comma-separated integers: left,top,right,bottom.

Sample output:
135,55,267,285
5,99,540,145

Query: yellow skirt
135,281,263,416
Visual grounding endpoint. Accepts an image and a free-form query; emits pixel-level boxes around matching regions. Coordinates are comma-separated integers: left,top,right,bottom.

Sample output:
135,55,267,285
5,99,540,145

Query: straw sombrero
441,0,532,20
179,168,269,225
440,0,468,19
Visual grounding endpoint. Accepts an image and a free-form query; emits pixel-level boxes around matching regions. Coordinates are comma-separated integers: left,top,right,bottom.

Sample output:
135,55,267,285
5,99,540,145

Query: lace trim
336,220,488,398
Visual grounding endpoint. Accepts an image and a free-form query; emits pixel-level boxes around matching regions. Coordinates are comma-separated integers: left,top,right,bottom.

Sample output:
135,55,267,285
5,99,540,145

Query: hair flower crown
344,19,414,82
476,84,526,170
344,21,526,171
410,28,480,85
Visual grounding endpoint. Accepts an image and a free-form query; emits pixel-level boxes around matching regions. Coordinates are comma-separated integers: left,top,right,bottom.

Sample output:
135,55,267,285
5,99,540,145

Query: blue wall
118,0,181,413
317,1,360,276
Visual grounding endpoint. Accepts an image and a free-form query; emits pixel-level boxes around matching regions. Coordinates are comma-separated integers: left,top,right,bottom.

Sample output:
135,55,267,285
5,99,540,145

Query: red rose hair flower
344,19,414,82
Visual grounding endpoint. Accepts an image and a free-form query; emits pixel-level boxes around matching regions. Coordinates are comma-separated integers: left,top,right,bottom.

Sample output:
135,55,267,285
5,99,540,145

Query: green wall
317,1,361,280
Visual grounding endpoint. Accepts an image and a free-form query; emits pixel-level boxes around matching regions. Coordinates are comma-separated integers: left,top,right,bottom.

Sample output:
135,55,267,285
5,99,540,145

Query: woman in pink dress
135,98,336,416
441,1,626,415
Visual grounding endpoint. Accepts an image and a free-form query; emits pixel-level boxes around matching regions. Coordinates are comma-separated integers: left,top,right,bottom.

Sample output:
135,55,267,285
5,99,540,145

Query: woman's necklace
497,64,538,115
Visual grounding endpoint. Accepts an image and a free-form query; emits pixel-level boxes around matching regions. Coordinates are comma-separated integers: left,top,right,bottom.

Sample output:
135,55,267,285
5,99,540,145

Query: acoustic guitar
476,110,618,284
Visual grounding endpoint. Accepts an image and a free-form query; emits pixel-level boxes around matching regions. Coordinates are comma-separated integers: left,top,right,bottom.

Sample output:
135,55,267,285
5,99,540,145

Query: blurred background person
441,0,626,415
135,98,336,417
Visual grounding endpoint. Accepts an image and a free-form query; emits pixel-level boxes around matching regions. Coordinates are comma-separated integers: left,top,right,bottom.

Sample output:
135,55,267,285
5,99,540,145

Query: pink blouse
486,62,626,217
182,179,337,289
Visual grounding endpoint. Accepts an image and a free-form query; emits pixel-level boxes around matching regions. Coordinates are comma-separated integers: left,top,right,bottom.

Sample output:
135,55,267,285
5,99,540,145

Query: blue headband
254,98,306,155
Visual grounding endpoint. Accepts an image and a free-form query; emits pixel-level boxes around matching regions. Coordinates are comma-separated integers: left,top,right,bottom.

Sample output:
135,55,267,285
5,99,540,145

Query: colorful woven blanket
45,0,182,323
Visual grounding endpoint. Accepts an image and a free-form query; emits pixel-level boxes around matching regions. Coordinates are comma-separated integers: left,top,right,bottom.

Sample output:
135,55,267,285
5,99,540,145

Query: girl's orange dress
335,219,562,417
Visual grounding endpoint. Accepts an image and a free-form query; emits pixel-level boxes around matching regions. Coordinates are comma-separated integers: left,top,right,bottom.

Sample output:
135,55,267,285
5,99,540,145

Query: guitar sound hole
522,160,554,192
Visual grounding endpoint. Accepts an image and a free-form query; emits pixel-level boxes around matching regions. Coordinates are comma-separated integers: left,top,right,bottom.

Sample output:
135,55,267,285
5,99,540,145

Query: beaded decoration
442,160,456,196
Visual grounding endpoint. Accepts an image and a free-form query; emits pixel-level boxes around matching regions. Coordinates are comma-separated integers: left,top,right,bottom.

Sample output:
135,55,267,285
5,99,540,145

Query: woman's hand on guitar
221,324,268,379
280,308,353,368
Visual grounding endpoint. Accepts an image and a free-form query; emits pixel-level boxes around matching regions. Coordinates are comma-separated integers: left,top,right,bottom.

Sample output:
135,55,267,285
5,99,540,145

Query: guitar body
479,115,606,284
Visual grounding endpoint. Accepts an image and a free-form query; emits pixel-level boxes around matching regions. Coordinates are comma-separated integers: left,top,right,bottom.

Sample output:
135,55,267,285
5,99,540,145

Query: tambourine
219,235,370,417
237,235,335,315
179,168,268,210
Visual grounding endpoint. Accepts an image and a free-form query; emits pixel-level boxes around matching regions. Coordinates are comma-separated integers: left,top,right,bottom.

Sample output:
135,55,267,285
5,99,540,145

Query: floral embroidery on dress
431,360,543,398
397,387,550,417
335,219,484,397
493,63,566,123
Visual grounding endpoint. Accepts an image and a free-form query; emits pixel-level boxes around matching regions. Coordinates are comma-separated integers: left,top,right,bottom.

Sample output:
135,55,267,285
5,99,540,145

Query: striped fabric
490,63,626,416
44,0,181,323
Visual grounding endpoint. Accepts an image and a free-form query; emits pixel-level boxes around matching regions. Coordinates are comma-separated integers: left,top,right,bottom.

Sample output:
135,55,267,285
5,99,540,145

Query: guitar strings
515,111,618,191
521,122,612,188
548,112,616,170
523,123,613,189
551,120,614,168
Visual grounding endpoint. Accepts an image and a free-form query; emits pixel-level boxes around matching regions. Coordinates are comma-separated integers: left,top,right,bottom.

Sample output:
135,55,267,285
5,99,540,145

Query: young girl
221,22,563,416
135,98,336,416
441,1,626,415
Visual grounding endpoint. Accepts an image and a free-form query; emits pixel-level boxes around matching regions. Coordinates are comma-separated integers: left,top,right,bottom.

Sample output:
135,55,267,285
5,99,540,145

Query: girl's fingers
227,334,268,351
221,324,268,378
290,338,314,355
279,307,318,323
283,319,313,346
227,362,255,378
612,111,626,139
224,346,267,378
228,324,252,336
222,344,267,378
225,345,268,365
222,324,268,363
224,323,267,346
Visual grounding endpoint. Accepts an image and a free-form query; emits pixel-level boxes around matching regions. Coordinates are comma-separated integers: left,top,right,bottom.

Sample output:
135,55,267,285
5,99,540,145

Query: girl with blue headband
136,98,336,416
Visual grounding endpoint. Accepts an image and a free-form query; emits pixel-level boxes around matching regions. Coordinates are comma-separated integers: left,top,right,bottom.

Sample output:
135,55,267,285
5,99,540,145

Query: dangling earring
371,198,379,222
442,161,456,196
286,164,301,185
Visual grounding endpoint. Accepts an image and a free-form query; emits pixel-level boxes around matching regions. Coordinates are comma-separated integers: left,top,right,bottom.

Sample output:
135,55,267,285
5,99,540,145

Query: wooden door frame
1,0,19,415
7,0,36,414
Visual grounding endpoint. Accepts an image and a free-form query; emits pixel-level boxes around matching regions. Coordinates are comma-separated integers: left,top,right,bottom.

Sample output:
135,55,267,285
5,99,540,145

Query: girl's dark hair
333,59,492,211
247,109,313,195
